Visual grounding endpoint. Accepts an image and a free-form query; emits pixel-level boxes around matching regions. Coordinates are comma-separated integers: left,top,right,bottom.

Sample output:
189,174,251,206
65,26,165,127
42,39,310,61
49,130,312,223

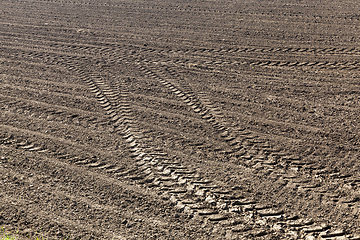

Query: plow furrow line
1,112,360,239
101,45,360,73
0,94,101,120
0,147,186,239
0,123,126,161
100,50,268,160
108,46,360,178
135,62,256,158
4,0,360,25
141,55,360,73
188,46,360,56
95,53,360,237
5,43,360,238
3,36,360,78
136,57,360,168
47,56,340,239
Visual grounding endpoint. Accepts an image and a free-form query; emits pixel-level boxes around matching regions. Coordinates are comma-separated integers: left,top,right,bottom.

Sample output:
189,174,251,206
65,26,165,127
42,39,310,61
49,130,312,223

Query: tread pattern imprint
1,0,360,239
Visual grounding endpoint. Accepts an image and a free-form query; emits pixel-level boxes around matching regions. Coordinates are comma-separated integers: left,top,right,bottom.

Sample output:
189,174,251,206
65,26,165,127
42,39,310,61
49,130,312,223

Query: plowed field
1,0,360,239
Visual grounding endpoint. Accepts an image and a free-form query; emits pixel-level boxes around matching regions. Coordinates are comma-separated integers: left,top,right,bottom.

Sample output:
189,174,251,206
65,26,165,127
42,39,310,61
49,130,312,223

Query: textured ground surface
1,0,360,239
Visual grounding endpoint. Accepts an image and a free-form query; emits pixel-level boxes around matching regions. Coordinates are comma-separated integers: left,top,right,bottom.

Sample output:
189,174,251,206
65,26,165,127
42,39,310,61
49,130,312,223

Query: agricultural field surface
1,0,360,239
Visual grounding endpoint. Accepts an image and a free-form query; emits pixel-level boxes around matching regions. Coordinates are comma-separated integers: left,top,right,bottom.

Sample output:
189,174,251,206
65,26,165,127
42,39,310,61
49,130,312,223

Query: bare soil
1,0,360,239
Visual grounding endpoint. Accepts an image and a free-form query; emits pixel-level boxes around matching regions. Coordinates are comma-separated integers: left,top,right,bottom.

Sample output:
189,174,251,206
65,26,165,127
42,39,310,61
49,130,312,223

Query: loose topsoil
1,0,360,239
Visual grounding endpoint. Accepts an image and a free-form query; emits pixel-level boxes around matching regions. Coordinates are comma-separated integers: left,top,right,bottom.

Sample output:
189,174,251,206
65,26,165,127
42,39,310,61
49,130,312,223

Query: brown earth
1,0,360,239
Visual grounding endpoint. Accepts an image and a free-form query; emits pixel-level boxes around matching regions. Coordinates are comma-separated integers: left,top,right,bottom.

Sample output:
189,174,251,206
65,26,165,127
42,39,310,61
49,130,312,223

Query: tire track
0,145,198,240
4,27,360,60
121,56,283,165
2,43,352,174
102,62,360,238
75,37,360,212
1,77,360,240
47,55,339,239
6,32,360,58
111,51,360,239
135,62,256,158
3,68,360,239
134,56,360,177
99,48,268,160
3,33,360,76
143,54,360,72
2,33,360,238
2,0,360,238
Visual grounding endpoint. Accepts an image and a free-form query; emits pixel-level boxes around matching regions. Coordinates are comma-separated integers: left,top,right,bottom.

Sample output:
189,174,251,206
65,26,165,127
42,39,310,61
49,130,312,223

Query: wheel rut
48,56,360,238
2,3,360,237
0,51,320,238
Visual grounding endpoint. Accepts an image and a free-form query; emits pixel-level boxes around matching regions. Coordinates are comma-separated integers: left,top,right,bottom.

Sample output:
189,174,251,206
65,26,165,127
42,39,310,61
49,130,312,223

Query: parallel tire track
1,28,360,239
42,52,349,239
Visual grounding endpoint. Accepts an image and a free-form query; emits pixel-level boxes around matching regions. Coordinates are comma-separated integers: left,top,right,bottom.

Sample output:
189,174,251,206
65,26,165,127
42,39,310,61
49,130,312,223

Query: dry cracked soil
1,0,360,239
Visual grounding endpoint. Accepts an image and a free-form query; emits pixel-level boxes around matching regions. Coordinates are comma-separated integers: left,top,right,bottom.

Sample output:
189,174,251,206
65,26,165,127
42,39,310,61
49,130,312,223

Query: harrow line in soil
105,46,360,178
2,0,360,238
2,27,359,238
125,54,360,237
0,147,190,239
0,123,130,172
0,94,101,118
44,57,329,238
3,32,360,81
75,55,360,238
133,60,279,165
